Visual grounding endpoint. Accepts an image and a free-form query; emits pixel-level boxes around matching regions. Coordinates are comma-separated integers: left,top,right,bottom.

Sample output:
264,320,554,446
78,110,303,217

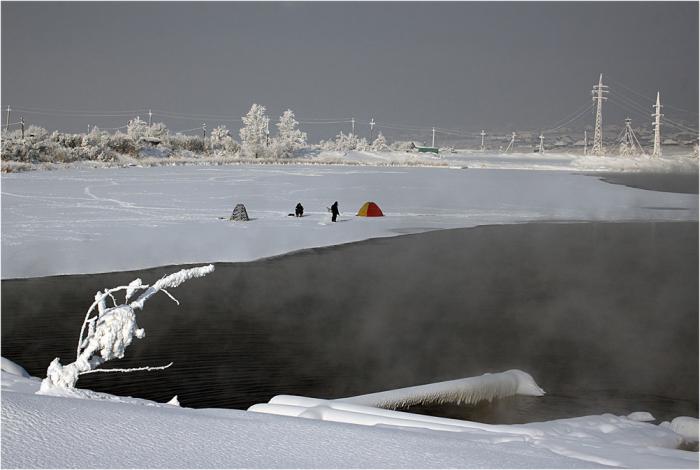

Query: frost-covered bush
240,104,270,158
210,125,239,155
391,140,416,152
371,133,388,151
107,132,138,156
127,116,149,141
323,132,368,152
81,127,109,148
25,125,49,141
170,134,205,154
39,265,214,392
148,122,169,140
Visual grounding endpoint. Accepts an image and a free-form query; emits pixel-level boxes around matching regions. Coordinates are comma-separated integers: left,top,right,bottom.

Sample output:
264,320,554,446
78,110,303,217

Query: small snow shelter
356,201,384,217
230,203,250,221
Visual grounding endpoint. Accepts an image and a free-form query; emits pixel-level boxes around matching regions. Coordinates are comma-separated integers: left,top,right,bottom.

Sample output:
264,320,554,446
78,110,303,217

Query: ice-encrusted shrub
390,141,416,152
107,132,138,155
39,265,214,393
371,133,388,151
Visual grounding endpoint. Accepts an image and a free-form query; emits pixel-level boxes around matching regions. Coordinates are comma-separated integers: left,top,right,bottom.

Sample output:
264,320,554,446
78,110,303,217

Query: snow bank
335,369,544,409
4,365,697,468
661,417,699,442
1,357,30,378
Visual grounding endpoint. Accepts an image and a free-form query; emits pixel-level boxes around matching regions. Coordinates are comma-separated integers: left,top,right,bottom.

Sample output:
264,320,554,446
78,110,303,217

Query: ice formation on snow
38,265,214,393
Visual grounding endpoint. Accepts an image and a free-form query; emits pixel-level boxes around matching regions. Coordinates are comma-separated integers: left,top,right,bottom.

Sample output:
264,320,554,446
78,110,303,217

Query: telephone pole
202,122,207,139
505,132,516,153
480,129,486,151
584,130,588,155
5,106,10,132
538,133,545,154
369,118,375,142
20,116,25,139
591,73,608,156
431,127,436,148
148,109,153,127
651,91,663,158
351,117,355,135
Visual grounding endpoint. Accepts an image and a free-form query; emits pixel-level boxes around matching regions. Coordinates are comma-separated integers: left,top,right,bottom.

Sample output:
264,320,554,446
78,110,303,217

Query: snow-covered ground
2,361,697,468
2,164,697,278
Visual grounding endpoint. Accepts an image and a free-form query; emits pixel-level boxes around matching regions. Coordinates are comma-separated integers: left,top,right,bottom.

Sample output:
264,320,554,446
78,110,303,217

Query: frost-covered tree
273,109,307,158
39,265,214,392
240,104,270,158
127,116,149,141
371,133,388,152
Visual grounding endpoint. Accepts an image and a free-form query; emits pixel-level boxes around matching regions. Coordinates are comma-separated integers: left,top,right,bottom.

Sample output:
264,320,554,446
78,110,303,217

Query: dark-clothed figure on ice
331,201,339,222
295,203,304,217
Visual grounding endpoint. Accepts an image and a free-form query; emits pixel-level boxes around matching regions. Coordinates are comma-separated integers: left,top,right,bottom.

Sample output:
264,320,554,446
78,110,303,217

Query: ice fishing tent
356,201,384,217
229,203,250,221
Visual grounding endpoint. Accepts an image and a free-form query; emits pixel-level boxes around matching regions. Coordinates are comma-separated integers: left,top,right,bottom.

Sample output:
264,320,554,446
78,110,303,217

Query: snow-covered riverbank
2,360,697,468
2,165,697,278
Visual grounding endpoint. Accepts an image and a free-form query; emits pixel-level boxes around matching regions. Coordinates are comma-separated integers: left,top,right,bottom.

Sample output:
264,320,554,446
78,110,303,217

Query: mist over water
2,222,697,424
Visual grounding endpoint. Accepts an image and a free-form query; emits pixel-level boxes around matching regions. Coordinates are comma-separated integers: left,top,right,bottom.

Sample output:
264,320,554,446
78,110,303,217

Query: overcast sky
2,1,698,139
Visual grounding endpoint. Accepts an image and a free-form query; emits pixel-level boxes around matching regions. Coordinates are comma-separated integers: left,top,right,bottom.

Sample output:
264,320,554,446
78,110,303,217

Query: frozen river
1,165,697,278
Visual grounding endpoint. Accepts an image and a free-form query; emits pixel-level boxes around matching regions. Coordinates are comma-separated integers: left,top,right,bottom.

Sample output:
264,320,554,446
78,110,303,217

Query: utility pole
480,129,486,151
5,105,10,132
20,116,24,139
538,133,545,154
148,109,153,127
651,91,663,158
265,119,270,147
202,122,207,139
369,118,375,142
351,117,355,135
591,73,608,156
584,130,588,155
505,132,516,153
431,127,436,148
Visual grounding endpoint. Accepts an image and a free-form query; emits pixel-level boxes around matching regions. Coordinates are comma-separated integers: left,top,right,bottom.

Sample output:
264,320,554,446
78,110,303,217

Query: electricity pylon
618,118,644,157
505,132,516,153
651,92,663,158
591,74,608,156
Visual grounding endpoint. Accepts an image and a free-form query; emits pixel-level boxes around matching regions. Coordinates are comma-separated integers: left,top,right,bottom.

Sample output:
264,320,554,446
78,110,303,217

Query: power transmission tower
369,118,375,142
651,91,663,158
591,74,608,156
505,132,516,153
480,130,486,151
5,105,10,132
618,117,645,157
538,133,545,154
351,117,355,135
431,127,436,148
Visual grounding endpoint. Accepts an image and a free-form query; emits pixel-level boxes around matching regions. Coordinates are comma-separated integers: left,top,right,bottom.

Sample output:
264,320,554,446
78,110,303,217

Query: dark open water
2,222,697,424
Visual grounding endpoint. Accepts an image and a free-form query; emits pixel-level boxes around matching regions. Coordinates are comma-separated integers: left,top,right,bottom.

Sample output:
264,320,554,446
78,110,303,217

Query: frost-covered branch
40,265,214,394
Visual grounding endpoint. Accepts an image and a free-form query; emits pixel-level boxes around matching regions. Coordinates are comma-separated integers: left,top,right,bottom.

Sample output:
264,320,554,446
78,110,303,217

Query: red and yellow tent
356,201,384,217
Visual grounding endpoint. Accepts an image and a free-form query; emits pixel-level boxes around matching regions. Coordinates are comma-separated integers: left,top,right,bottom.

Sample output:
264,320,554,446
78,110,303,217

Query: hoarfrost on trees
38,265,215,394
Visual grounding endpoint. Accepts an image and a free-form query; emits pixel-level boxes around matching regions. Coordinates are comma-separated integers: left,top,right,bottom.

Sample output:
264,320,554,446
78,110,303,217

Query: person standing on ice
295,202,304,217
330,201,339,222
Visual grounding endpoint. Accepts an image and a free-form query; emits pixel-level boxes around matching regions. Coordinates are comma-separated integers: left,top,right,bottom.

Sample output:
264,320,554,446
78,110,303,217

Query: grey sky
2,1,698,140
